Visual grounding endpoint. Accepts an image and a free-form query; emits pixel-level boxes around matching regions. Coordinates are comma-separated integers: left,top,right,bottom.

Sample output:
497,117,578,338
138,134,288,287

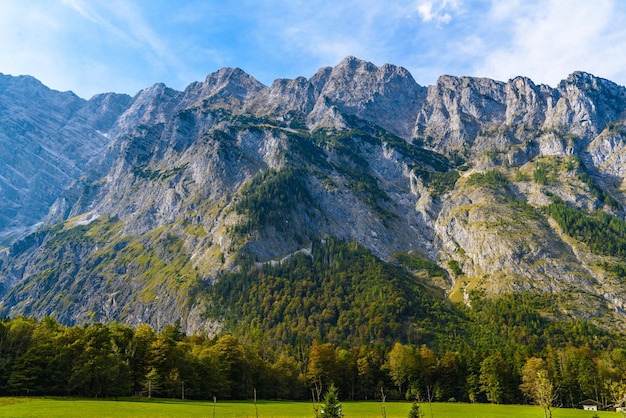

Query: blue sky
1,0,626,99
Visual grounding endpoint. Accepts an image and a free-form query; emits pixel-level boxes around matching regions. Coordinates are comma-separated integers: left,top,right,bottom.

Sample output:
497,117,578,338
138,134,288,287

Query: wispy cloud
63,0,179,71
264,1,429,76
1,0,625,98
57,0,202,96
475,0,626,85
0,3,74,90
62,0,105,26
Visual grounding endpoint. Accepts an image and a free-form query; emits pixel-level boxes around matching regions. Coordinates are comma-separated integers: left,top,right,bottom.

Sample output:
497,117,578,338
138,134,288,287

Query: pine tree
320,383,342,418
407,400,423,418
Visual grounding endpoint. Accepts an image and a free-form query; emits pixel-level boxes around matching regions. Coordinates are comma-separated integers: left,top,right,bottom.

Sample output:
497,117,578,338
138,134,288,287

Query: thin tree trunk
380,387,386,418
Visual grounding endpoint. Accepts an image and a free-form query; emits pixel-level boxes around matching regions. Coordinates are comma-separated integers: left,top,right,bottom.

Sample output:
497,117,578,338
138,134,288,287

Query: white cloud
2,0,625,98
475,0,626,85
417,0,460,24
62,0,104,25
60,0,195,95
418,2,435,21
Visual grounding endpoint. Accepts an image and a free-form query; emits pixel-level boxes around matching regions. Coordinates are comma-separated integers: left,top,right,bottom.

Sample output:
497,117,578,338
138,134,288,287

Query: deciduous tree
520,357,555,418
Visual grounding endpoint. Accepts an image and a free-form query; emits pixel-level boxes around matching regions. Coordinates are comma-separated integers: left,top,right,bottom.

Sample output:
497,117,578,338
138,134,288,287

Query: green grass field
0,397,616,417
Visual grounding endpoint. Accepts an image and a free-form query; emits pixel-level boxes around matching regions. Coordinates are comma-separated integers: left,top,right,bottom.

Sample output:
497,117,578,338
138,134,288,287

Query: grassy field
0,397,617,417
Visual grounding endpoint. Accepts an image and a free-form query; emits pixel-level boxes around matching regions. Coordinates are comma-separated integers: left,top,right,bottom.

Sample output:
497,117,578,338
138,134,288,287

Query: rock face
1,58,626,334
0,73,133,244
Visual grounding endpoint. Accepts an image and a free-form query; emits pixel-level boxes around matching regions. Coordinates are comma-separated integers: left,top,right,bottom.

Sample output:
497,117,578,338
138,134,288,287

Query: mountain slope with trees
1,57,626,350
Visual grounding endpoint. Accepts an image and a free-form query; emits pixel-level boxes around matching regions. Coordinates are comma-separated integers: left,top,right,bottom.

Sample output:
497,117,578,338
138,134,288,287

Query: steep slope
1,58,626,338
417,72,626,326
0,74,133,244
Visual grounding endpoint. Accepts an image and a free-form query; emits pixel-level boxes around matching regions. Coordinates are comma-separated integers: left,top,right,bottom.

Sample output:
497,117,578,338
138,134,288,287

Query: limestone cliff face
2,58,626,333
307,56,427,139
0,74,133,244
414,71,626,165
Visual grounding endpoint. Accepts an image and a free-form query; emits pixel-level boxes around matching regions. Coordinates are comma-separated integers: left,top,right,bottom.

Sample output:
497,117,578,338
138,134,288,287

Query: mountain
0,73,133,244
1,57,626,339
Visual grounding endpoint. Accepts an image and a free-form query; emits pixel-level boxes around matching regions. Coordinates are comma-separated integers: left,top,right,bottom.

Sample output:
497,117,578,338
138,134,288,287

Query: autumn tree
269,353,303,399
210,334,247,399
606,380,626,417
520,357,556,418
436,351,462,401
417,344,438,401
144,367,160,398
355,345,384,400
559,346,600,406
131,323,157,395
385,343,416,396
307,341,338,390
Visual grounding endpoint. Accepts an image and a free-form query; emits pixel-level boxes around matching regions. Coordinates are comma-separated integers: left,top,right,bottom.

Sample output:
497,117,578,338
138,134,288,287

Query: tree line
1,315,626,412
2,238,626,410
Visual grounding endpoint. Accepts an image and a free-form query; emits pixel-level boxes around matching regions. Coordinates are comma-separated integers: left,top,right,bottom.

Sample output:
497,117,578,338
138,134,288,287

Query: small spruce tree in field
320,383,342,418
407,400,423,418
407,388,424,418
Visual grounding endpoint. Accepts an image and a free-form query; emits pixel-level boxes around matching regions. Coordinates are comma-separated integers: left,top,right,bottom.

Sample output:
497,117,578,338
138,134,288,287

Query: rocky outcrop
0,73,133,244
307,56,427,138
2,58,626,332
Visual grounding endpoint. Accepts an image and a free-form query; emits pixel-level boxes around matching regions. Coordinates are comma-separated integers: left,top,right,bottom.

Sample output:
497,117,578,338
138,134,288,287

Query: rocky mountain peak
309,57,426,138
334,55,378,73
187,67,266,109
308,66,333,93
66,92,134,133
448,75,506,115
0,73,83,118
248,76,316,117
4,58,626,334
556,71,626,134
415,75,509,152
114,83,183,130
563,71,611,89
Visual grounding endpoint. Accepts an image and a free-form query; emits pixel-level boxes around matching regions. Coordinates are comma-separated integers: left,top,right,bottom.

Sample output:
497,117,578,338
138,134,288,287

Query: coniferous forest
2,239,626,410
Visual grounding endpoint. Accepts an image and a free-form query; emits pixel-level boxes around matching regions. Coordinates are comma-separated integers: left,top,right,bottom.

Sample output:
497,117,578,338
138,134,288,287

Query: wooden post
254,388,259,418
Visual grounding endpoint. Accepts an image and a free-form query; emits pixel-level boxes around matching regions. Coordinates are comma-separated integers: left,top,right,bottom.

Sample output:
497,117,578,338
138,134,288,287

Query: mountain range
1,56,626,339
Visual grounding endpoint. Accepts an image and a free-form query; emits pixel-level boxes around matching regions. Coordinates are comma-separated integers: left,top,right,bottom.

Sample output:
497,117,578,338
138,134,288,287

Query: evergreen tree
407,400,423,418
321,383,342,418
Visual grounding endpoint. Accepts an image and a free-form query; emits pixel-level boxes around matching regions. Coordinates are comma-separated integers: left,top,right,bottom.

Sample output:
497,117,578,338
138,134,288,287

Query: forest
2,238,626,411
0,313,626,410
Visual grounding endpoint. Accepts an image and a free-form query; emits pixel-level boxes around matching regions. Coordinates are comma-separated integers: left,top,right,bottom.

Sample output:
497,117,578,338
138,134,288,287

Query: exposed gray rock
3,58,626,332
248,77,317,118
309,56,426,139
0,73,132,244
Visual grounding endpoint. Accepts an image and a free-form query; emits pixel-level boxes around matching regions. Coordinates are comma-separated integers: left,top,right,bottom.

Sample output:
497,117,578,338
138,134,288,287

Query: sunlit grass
0,398,616,417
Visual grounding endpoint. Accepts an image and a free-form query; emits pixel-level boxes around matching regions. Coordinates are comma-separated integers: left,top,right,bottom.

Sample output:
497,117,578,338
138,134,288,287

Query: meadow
0,398,616,418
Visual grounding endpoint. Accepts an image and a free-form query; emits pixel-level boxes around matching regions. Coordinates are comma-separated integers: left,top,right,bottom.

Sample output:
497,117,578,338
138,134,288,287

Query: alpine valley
2,56,626,345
